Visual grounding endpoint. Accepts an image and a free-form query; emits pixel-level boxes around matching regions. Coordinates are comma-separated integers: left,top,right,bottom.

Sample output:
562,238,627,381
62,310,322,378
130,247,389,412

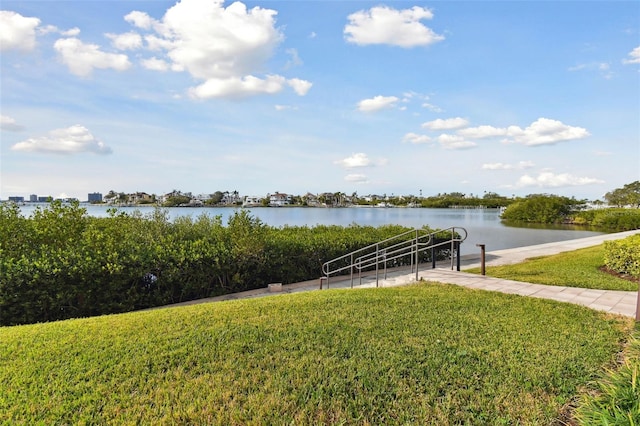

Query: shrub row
572,208,640,231
0,201,448,326
603,234,640,277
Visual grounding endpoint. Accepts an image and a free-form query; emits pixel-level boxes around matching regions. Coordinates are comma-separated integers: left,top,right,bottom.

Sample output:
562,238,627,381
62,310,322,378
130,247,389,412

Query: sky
1,0,639,201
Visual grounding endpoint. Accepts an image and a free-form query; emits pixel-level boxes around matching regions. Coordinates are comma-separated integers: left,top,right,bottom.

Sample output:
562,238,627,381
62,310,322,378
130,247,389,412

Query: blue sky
1,0,638,201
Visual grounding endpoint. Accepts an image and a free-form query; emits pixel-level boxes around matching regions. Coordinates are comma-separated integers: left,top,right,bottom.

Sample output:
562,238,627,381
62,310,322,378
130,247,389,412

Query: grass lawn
0,284,633,425
465,245,639,291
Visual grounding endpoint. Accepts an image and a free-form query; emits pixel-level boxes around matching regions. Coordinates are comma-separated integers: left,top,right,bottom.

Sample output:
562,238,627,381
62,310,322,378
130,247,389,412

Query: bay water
17,204,604,255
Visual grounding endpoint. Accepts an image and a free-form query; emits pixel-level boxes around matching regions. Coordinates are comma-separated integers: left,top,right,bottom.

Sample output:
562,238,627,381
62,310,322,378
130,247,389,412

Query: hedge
0,201,450,326
603,234,640,277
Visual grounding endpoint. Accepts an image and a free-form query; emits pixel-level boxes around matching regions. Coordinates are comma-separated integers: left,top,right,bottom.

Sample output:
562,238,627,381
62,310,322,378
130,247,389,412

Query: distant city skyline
1,1,639,201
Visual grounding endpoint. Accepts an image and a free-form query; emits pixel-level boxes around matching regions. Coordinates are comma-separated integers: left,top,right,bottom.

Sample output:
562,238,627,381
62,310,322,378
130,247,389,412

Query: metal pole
476,244,486,275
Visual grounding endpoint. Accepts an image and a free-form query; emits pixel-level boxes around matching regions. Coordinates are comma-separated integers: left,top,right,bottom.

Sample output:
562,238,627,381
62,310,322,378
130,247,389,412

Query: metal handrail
321,227,467,289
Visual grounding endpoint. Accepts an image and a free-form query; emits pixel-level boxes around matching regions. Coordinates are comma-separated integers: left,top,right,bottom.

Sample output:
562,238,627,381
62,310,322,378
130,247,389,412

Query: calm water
17,204,604,255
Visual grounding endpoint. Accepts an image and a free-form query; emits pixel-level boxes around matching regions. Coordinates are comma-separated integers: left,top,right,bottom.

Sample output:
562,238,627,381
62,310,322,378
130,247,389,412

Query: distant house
304,192,321,207
128,192,153,204
8,196,24,203
243,196,263,207
269,192,291,207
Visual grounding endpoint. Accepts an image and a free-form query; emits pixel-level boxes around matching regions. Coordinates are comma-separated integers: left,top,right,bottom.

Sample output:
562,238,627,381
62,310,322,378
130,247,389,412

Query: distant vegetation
500,186,640,230
0,284,633,424
500,194,585,224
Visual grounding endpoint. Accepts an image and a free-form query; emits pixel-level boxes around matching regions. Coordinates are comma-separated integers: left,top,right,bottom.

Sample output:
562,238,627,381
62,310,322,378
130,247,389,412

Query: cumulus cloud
458,125,507,138
288,78,313,96
623,46,640,64
0,11,40,51
141,56,170,71
122,0,310,99
1,115,25,131
106,31,143,50
345,174,369,183
188,75,287,99
53,37,131,77
357,95,399,112
403,132,431,144
422,117,469,131
453,118,589,146
437,134,476,150
11,125,113,155
482,161,534,170
515,171,604,188
344,6,444,47
504,118,590,146
335,153,371,168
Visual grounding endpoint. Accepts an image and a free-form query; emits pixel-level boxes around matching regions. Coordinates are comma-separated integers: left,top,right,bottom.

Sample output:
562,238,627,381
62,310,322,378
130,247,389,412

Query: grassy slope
0,284,633,425
465,245,638,291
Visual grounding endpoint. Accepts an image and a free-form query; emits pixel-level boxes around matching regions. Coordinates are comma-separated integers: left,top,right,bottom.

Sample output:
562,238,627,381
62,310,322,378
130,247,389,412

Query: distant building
29,194,38,202
88,192,103,203
8,196,24,203
37,196,51,202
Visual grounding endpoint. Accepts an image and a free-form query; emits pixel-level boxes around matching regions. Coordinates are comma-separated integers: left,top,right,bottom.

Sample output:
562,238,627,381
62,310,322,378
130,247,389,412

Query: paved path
159,229,640,318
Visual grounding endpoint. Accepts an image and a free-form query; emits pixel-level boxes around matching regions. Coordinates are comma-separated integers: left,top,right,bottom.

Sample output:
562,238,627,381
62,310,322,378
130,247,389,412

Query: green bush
0,201,448,325
500,194,584,224
603,234,640,277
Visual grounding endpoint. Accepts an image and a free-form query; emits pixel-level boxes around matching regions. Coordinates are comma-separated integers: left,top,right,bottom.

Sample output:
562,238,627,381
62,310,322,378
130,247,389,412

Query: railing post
456,240,461,271
350,253,354,288
375,243,379,287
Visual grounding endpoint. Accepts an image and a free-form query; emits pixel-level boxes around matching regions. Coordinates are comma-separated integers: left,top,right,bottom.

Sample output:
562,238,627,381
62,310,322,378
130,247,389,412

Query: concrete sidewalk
159,229,640,318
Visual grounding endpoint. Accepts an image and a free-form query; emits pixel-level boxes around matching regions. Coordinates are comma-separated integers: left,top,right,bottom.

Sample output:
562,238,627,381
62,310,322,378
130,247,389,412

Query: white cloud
403,132,431,144
482,161,534,170
0,115,25,131
274,104,297,111
357,95,399,112
188,75,287,99
344,6,444,48
0,11,40,51
11,125,113,155
437,134,476,150
106,31,143,50
288,78,313,96
504,117,590,146
141,56,169,71
515,172,604,188
123,0,310,99
422,117,469,130
335,153,371,168
53,37,131,77
344,174,369,183
458,125,507,138
421,102,443,113
623,46,640,64
284,48,302,68
124,11,154,30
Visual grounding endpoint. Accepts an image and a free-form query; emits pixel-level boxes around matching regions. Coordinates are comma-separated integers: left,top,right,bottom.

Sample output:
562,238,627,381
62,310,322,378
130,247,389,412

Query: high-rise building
30,194,38,202
88,192,103,203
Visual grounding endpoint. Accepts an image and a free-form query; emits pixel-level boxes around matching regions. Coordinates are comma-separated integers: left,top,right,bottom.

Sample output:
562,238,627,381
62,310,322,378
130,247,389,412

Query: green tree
605,181,640,207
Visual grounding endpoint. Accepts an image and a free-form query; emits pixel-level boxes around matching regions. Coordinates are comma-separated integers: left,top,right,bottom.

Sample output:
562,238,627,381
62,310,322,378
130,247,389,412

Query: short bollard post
636,283,640,322
476,244,486,276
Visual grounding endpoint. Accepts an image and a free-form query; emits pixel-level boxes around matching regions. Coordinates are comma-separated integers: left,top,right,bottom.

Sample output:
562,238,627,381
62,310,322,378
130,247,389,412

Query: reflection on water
17,205,605,255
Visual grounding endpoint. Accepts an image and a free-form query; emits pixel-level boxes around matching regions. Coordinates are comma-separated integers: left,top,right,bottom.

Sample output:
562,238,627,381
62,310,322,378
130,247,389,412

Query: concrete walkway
160,229,640,318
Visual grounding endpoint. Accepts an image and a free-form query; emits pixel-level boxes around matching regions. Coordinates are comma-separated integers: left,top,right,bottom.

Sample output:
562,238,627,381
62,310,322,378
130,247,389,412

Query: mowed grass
0,284,633,425
466,245,638,291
